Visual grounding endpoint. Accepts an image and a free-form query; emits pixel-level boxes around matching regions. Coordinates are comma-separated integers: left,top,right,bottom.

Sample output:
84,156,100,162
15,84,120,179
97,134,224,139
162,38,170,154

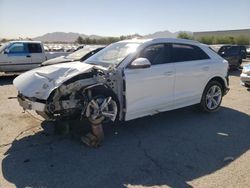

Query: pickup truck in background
0,41,69,73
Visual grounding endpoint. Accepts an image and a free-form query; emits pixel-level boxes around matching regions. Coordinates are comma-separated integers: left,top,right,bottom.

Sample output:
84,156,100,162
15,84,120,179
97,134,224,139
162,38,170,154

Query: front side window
28,43,42,53
8,43,28,53
85,42,140,67
140,44,171,65
171,43,210,62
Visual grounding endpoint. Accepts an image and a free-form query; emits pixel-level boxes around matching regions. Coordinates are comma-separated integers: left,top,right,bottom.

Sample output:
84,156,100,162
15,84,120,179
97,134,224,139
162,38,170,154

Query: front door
124,43,175,121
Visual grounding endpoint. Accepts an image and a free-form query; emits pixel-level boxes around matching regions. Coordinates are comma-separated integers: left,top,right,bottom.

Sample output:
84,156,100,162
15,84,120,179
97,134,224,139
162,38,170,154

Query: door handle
26,55,31,58
202,66,209,71
163,71,174,76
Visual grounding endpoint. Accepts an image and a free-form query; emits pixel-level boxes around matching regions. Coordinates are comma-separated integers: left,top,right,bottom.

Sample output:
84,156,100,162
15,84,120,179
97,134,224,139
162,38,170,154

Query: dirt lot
0,60,250,188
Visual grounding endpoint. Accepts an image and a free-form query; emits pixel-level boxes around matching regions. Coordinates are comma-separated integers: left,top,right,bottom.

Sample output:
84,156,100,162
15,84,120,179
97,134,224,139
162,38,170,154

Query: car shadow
0,75,18,86
2,106,250,188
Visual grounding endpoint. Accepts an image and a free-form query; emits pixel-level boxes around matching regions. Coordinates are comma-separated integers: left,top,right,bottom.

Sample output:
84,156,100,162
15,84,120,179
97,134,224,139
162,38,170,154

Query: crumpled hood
41,56,74,66
13,61,94,100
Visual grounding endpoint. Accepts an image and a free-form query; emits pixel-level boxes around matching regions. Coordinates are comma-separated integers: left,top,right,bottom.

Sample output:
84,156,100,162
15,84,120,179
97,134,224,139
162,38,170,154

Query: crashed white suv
13,38,229,124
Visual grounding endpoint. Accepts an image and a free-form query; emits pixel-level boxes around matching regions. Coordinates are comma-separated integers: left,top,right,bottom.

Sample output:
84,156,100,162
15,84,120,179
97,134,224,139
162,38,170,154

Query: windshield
85,42,140,67
66,48,95,60
0,42,10,53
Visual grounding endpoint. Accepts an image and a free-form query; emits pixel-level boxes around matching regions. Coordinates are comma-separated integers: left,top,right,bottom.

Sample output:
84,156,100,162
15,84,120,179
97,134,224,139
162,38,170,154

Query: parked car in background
0,41,69,73
218,45,247,69
246,47,250,56
75,45,85,51
240,63,250,88
41,46,105,66
13,38,229,125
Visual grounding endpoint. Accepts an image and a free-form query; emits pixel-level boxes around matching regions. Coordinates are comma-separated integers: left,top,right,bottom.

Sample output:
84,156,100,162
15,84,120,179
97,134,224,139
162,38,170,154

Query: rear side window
140,44,171,65
28,43,42,53
171,43,210,62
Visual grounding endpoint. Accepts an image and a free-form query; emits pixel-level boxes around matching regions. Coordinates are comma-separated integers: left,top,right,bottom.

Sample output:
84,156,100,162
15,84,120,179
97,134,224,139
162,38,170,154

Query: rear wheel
199,81,223,112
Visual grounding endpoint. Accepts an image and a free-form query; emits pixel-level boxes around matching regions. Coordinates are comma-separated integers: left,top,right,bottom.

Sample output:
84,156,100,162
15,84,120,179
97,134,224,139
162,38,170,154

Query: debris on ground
81,123,104,148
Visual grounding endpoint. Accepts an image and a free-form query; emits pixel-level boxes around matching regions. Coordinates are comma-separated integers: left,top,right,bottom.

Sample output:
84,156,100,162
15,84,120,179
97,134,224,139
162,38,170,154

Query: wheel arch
83,83,121,122
84,83,120,107
83,83,118,100
205,76,228,95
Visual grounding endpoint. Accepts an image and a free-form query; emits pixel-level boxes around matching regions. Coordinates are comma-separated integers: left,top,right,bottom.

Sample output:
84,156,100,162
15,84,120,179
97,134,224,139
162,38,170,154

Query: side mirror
129,58,151,69
4,49,10,54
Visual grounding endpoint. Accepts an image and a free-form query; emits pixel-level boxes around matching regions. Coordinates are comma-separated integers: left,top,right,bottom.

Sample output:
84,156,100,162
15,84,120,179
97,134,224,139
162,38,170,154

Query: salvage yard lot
0,60,250,188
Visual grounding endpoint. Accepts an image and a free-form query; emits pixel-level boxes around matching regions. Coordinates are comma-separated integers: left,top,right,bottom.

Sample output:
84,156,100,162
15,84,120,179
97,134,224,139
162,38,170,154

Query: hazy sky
0,0,250,38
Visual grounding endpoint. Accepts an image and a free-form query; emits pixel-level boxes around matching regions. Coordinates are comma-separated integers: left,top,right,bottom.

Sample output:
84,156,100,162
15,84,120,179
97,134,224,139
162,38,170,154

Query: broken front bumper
17,95,46,112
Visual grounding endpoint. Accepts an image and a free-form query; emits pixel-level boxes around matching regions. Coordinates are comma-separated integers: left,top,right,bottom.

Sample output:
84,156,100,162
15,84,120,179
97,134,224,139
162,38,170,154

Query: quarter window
28,43,42,53
140,44,171,65
171,44,209,62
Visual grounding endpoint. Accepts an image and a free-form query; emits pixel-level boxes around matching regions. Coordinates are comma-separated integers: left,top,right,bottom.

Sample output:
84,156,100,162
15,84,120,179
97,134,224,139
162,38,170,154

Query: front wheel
85,95,118,124
199,81,223,112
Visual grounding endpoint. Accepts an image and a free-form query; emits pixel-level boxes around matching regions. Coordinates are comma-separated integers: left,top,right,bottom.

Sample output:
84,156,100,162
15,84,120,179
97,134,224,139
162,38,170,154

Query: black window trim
126,43,172,68
170,43,211,63
125,42,211,69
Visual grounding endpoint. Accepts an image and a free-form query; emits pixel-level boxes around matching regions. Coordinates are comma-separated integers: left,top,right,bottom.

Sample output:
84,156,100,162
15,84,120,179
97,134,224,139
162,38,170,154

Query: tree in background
215,36,235,44
235,35,250,45
196,35,250,45
75,34,142,45
177,32,193,40
1,38,8,43
197,36,215,45
76,36,84,44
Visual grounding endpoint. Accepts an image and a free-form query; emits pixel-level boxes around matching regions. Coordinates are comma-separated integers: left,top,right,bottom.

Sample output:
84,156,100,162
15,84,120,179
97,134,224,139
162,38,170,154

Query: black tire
199,81,223,112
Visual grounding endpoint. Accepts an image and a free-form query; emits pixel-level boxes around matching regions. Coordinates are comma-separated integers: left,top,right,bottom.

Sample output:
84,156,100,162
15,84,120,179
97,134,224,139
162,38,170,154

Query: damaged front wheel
85,95,118,124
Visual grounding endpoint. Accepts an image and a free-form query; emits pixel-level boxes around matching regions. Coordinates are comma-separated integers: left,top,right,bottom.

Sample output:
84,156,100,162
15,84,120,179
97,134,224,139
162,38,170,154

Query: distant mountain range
33,31,193,42
33,32,103,42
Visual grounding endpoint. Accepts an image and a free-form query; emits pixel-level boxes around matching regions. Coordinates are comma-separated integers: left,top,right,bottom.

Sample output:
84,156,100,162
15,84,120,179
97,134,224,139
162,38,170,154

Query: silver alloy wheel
85,96,118,124
206,85,222,110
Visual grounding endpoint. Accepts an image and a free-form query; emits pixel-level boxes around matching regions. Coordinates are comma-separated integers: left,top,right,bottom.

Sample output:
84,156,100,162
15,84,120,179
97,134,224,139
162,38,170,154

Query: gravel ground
0,60,250,188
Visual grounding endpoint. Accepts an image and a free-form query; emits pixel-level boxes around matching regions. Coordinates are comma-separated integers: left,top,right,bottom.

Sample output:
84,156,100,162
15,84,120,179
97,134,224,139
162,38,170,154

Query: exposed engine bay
17,66,125,124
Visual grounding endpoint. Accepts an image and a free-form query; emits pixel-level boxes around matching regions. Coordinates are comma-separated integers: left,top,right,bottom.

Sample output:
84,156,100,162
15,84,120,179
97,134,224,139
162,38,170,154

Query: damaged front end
14,62,125,123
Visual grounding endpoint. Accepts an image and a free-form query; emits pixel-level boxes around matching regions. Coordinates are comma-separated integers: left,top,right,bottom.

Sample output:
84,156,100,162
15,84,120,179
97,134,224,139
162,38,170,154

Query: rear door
171,43,211,108
124,43,175,120
0,42,31,72
27,43,46,68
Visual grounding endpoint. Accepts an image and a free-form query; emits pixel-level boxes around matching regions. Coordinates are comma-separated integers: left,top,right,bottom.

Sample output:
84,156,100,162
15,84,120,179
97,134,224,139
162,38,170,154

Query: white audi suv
13,38,229,124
